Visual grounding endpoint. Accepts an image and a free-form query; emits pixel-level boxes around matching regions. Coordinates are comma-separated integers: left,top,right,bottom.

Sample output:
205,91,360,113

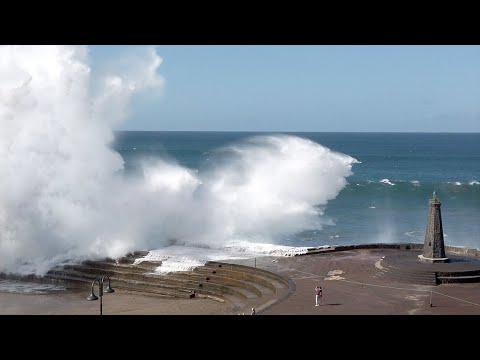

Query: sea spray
0,45,358,275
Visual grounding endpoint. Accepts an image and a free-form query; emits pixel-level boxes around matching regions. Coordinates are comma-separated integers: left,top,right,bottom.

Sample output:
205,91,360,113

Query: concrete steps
51,265,261,301
43,273,197,300
42,254,292,312
162,271,263,299
83,260,162,272
377,260,480,286
437,275,480,283
193,267,279,294
43,271,232,303
436,269,480,284
376,266,438,286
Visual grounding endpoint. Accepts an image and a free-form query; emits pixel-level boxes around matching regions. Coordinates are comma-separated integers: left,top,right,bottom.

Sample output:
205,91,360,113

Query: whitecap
405,231,423,238
135,241,311,273
380,178,395,186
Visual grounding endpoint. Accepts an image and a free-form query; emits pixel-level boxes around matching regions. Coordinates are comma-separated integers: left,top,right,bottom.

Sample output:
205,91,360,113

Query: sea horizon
111,131,480,272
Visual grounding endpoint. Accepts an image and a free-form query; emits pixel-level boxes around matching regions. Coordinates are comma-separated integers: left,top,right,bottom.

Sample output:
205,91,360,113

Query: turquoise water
113,132,480,248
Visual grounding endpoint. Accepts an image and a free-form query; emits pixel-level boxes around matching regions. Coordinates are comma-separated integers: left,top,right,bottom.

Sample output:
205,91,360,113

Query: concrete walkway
0,290,232,315
3,248,480,315
248,249,480,315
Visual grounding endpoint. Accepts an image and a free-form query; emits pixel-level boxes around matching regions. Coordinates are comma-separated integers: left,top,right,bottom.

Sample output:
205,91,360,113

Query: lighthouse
418,191,449,263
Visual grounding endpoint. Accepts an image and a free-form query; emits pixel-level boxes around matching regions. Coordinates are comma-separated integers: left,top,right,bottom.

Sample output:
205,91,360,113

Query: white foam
411,180,420,186
135,241,310,273
369,206,376,209
154,258,207,274
447,181,462,186
0,280,65,294
469,181,480,185
380,179,395,186
223,240,310,257
405,230,423,238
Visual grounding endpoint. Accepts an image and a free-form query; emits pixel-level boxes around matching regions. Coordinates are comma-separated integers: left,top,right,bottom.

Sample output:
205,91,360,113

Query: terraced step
51,267,256,305
164,272,264,298
437,275,480,283
43,272,235,303
48,266,151,283
54,264,155,280
195,266,286,293
43,273,198,300
64,260,283,298
50,265,257,301
145,273,252,301
379,270,437,280
115,251,150,264
82,260,162,272
436,269,480,277
42,255,293,313
376,268,437,286
378,267,436,277
206,261,291,287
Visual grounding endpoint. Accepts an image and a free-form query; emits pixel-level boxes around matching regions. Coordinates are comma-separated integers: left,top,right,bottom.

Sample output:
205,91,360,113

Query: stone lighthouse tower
418,191,449,263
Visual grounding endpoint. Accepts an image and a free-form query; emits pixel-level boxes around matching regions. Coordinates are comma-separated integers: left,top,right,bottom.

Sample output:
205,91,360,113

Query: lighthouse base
418,254,450,263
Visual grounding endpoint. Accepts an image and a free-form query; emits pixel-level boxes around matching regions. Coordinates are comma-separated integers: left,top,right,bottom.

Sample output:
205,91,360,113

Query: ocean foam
447,181,462,186
405,230,423,238
469,181,480,185
135,241,310,273
0,280,65,294
380,179,395,186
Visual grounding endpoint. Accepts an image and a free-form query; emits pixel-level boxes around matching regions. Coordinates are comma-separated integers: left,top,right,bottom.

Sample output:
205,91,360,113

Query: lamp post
86,275,115,315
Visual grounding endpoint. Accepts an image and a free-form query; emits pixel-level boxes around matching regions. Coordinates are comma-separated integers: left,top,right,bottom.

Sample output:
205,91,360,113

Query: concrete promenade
2,248,480,315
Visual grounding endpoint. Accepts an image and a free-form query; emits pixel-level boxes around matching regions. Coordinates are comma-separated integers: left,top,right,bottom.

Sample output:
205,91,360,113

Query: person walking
315,285,322,306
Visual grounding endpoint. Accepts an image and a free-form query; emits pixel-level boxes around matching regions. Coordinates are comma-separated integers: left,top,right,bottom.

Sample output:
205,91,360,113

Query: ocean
113,131,480,253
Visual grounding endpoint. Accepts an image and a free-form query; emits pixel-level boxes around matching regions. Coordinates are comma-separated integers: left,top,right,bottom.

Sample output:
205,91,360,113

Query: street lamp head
87,292,99,301
102,275,115,293
87,275,114,315
87,278,100,300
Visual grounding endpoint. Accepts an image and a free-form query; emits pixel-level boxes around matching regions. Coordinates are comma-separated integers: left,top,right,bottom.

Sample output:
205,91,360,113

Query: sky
90,45,480,132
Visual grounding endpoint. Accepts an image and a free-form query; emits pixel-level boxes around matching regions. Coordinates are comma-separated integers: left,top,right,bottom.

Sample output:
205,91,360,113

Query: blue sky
90,45,480,132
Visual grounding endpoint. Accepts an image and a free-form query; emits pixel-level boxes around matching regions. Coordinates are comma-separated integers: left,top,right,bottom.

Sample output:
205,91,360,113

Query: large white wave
134,242,311,274
0,45,358,275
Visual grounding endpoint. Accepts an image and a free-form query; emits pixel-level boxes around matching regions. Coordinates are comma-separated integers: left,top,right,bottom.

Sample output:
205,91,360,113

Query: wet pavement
2,249,480,315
